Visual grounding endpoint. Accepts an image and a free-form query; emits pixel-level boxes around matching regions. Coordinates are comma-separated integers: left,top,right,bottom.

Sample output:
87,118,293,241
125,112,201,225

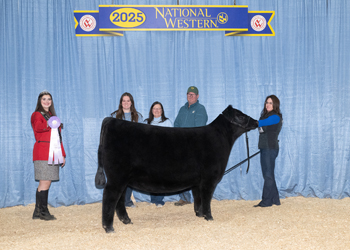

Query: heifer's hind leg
192,186,203,217
102,184,121,233
115,188,132,225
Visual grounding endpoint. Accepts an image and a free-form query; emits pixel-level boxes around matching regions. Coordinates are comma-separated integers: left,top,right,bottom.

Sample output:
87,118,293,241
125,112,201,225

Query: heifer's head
222,105,258,131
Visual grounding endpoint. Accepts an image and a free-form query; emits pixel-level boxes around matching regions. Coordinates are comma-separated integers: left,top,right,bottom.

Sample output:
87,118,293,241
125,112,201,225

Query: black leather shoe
253,203,270,207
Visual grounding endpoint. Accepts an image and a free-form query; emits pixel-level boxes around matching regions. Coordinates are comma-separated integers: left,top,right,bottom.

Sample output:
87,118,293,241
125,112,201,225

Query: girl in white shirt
144,101,173,207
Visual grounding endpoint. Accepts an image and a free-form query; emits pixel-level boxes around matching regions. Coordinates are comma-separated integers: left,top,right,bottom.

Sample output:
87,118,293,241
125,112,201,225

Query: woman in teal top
111,92,143,208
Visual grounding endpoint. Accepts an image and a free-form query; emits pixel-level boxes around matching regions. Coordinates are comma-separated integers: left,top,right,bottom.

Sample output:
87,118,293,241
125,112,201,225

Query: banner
99,5,248,31
225,11,275,36
74,5,274,36
74,11,124,36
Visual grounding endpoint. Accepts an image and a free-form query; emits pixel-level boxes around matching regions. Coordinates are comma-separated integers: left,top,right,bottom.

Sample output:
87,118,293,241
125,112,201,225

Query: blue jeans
259,148,280,206
151,194,165,205
179,190,192,203
125,187,134,207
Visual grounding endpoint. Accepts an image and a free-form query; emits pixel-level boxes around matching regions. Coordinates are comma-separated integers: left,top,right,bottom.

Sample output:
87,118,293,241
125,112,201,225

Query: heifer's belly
127,169,200,194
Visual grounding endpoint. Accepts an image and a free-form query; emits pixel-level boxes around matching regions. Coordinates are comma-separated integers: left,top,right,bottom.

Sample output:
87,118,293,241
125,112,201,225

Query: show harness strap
224,151,260,176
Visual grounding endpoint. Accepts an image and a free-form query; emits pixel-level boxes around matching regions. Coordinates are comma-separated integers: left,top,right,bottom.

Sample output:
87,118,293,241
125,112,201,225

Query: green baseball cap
187,86,198,95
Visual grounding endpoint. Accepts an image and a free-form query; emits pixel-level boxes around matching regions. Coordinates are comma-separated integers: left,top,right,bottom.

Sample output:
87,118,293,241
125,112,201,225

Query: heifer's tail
95,145,106,189
95,119,107,189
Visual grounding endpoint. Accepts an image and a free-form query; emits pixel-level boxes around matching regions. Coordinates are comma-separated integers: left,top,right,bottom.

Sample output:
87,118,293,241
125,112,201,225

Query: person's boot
174,199,191,206
32,189,41,219
39,190,56,220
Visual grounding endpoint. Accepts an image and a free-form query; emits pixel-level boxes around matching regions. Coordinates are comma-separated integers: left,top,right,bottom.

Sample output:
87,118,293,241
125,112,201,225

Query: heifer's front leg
116,188,132,225
200,183,216,221
192,186,203,217
102,184,120,233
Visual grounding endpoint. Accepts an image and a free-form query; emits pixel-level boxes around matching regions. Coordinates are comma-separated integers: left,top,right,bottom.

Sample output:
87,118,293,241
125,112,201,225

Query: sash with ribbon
47,116,64,165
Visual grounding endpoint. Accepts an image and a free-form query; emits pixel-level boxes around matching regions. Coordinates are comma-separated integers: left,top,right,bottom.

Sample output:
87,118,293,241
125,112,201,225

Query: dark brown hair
34,91,57,117
261,95,282,117
145,101,169,124
111,92,139,122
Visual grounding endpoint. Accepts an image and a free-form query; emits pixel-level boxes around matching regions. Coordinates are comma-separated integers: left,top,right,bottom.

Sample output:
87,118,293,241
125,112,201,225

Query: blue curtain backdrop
1,0,349,208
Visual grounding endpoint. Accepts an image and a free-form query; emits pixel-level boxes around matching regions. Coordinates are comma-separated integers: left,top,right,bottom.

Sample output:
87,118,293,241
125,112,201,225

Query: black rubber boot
39,190,56,221
32,189,41,219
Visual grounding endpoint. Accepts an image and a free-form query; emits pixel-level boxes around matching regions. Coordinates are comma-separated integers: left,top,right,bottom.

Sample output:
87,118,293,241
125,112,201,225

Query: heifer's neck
231,127,247,143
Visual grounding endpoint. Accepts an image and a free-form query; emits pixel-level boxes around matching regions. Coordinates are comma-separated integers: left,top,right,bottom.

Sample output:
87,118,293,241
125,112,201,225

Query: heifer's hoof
103,226,115,233
204,215,213,221
122,218,132,225
196,211,204,217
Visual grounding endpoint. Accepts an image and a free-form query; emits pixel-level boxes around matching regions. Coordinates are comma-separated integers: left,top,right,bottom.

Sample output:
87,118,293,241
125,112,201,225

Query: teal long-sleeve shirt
174,101,208,128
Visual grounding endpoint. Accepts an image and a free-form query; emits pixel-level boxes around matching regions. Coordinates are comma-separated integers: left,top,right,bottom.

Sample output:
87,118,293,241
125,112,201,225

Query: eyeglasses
152,108,162,111
187,93,197,97
265,102,273,105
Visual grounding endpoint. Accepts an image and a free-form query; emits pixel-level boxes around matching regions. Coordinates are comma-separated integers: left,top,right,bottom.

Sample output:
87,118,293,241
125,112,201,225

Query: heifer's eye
235,116,246,124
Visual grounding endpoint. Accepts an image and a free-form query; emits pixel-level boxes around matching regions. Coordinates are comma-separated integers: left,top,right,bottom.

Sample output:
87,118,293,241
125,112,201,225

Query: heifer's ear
222,105,234,119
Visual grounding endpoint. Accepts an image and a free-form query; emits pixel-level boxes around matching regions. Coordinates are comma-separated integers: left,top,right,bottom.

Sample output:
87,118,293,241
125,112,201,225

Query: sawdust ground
1,197,349,250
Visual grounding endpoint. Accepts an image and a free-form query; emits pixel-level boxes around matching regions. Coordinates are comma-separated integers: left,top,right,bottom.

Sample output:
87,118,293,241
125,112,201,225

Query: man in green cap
173,86,208,206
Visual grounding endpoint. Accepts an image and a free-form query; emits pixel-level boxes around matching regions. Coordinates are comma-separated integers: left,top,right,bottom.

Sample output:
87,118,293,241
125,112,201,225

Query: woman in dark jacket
31,91,66,220
254,95,283,207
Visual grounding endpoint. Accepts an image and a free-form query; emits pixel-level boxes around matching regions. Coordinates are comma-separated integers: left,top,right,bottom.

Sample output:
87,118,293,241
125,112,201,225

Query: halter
222,112,251,131
222,113,257,174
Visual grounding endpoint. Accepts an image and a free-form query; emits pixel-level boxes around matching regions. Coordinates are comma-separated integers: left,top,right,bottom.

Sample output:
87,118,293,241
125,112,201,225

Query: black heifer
95,105,258,233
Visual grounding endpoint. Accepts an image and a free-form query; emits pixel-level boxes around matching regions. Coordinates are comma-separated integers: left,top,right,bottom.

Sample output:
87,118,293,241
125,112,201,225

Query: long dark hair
145,101,168,124
34,91,57,117
111,92,140,122
261,95,282,118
